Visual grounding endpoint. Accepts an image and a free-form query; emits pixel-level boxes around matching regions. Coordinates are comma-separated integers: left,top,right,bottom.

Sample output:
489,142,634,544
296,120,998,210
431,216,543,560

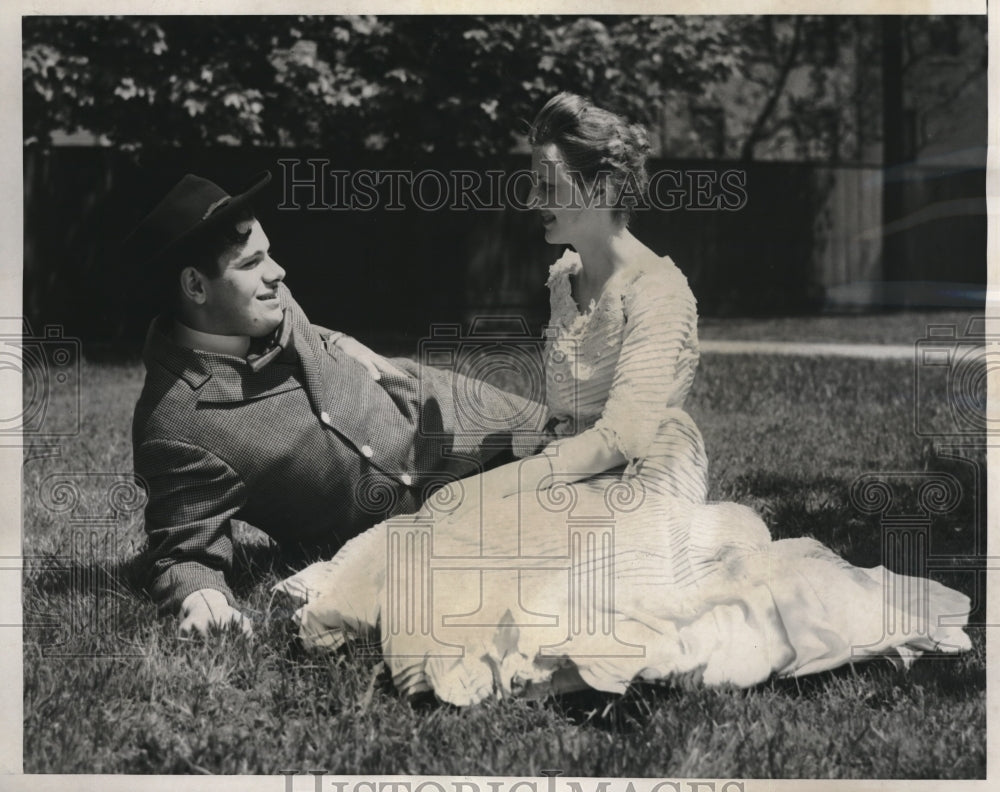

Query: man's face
200,219,286,338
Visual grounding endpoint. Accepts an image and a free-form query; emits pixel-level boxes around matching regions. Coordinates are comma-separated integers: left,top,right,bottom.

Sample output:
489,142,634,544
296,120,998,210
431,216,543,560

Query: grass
697,309,983,345
21,311,986,777
310,309,987,361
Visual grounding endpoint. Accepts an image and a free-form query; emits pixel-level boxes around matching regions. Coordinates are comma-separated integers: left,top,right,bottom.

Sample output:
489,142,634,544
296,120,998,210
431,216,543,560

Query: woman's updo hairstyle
528,92,650,223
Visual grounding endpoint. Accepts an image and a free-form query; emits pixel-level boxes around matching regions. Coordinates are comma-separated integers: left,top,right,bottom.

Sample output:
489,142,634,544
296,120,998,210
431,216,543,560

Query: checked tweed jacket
132,284,548,614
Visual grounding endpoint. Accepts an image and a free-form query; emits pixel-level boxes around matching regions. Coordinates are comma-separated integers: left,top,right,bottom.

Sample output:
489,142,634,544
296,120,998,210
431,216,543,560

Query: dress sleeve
590,267,699,464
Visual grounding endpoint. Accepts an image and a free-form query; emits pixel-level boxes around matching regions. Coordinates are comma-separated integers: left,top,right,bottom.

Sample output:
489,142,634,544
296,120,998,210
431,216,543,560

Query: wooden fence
23,147,985,352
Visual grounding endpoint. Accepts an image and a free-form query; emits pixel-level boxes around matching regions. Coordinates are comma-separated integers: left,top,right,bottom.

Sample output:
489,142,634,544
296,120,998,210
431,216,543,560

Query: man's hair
165,205,255,313
177,205,255,278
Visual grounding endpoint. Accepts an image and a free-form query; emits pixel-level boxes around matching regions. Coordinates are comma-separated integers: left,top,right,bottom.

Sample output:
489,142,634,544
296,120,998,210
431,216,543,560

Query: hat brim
147,170,273,266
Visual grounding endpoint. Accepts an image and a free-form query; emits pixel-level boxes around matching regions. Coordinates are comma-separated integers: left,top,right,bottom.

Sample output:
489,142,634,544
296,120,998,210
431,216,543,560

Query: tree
711,15,985,163
23,15,744,156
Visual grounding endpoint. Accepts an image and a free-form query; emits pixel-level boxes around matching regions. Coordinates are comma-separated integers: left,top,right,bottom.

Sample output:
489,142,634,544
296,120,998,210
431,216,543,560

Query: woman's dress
276,250,971,706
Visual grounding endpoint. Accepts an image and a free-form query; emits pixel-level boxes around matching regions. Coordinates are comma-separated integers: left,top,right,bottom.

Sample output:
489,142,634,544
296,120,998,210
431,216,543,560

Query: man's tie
246,314,295,372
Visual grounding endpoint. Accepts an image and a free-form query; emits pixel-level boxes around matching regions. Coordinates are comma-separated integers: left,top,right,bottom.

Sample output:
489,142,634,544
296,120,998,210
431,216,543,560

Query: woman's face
530,143,596,246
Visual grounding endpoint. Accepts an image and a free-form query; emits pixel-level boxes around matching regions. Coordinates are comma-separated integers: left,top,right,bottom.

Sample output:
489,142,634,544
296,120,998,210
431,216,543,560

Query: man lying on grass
126,171,547,638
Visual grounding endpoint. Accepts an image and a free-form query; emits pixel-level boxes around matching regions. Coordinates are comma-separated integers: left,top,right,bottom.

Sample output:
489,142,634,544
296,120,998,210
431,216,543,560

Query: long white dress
276,250,971,706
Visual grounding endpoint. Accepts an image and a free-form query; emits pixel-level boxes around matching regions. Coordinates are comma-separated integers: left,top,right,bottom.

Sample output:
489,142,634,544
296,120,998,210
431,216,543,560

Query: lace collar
546,250,586,330
546,249,638,326
546,249,583,288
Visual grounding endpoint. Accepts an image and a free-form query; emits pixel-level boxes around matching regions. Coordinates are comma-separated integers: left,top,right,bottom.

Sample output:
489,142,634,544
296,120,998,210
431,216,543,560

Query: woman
277,93,971,706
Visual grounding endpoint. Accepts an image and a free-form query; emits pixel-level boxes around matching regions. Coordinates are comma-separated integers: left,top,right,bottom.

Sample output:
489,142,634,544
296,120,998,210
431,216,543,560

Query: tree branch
739,16,805,161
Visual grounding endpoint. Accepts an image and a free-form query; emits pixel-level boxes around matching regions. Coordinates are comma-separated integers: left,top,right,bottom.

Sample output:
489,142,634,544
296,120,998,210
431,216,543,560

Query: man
128,171,548,637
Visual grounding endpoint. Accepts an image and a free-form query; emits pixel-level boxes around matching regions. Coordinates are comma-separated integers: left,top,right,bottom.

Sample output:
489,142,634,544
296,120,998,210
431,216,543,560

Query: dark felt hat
122,170,272,268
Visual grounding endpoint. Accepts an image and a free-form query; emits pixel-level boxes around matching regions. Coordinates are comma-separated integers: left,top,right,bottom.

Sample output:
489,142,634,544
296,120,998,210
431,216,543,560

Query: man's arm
312,322,410,382
278,280,408,381
135,437,250,634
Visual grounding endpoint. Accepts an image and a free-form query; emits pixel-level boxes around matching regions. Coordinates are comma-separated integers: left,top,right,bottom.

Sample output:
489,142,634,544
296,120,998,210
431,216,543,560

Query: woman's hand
326,333,409,381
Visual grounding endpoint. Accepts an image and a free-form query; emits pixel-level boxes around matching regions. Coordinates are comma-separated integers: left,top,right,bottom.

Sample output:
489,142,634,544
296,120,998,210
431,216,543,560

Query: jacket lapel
143,314,303,404
195,362,302,403
143,317,211,389
284,290,414,472
143,287,415,475
289,303,376,453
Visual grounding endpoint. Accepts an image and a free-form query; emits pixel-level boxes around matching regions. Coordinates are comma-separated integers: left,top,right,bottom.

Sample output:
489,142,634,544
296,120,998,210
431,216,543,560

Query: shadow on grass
548,663,880,733
719,449,985,623
24,538,302,605
545,629,985,737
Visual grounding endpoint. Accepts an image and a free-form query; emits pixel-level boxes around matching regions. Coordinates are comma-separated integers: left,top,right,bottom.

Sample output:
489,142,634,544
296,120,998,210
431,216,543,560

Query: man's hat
122,170,272,268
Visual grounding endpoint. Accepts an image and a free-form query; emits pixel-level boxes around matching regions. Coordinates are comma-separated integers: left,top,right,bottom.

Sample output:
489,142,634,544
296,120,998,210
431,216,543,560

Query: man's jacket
132,284,547,614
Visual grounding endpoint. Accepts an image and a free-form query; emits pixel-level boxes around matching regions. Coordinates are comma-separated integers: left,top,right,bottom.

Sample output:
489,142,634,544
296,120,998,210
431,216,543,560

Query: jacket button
400,473,413,486
320,411,332,425
361,445,374,458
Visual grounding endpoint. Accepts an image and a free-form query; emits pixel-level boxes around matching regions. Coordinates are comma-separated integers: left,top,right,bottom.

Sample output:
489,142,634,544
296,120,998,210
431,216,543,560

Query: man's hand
327,334,409,381
178,588,253,638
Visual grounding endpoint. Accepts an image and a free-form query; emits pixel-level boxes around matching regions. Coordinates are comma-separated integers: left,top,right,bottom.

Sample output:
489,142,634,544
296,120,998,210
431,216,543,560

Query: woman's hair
528,92,650,222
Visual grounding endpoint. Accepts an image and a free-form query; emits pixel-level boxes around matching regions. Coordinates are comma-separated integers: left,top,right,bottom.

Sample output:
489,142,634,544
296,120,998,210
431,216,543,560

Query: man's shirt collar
172,321,251,358
142,309,294,393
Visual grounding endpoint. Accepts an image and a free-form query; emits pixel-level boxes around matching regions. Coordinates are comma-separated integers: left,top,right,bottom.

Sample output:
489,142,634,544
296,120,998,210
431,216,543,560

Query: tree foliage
23,15,986,161
23,15,743,155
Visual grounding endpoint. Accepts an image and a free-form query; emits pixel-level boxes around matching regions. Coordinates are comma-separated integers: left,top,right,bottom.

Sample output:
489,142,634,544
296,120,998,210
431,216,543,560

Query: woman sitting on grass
278,92,971,706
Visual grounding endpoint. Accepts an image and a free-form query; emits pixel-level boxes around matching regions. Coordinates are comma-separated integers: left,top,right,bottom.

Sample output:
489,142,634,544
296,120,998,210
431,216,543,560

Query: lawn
696,309,984,345
21,312,986,777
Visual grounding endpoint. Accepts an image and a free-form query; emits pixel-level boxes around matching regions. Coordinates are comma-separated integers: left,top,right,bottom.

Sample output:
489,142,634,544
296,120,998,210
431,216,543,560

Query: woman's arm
588,267,699,467
440,266,698,503
455,431,628,502
463,268,698,500
437,432,626,508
